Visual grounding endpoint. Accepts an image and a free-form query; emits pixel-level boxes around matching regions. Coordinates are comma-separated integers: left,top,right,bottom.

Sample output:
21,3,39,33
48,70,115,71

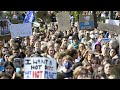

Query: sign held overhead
79,15,94,30
97,23,120,34
56,12,70,31
10,23,32,38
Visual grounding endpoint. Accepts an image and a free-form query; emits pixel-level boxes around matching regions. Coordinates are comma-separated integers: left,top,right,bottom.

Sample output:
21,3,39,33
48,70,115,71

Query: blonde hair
60,44,67,49
73,66,83,79
54,52,66,60
62,55,73,63
67,44,74,50
47,41,54,47
47,46,55,55
8,55,15,62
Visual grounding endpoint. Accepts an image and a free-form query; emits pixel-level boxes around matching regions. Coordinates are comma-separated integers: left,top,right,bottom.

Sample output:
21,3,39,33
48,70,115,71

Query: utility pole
93,11,98,28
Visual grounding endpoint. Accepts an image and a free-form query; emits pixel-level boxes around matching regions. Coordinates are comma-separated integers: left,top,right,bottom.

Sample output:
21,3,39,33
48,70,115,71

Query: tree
70,11,83,21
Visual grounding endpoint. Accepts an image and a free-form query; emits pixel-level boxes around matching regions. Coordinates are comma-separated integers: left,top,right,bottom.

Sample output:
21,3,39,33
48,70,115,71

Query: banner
56,12,71,31
24,57,57,79
79,15,94,30
23,11,35,23
10,23,32,38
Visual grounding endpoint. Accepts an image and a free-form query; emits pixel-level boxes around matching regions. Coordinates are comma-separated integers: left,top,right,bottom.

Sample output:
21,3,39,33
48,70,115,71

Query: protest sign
105,19,119,26
13,58,24,68
56,12,71,31
79,15,94,30
97,23,120,34
24,57,57,79
0,19,11,36
102,38,111,42
10,23,32,38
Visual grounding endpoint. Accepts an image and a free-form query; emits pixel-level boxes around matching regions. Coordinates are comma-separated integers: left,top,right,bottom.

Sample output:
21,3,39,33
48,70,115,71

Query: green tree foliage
70,11,83,21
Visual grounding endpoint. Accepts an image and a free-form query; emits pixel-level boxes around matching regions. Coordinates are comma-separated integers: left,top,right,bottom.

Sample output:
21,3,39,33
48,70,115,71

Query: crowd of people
0,11,120,79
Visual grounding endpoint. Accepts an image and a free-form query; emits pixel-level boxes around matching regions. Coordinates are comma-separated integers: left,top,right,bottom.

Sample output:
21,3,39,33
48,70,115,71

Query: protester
0,11,120,79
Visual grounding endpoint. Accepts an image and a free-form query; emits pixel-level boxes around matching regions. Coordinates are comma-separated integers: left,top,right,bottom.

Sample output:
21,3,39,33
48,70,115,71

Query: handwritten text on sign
97,23,120,34
10,23,32,38
56,12,71,31
24,57,57,79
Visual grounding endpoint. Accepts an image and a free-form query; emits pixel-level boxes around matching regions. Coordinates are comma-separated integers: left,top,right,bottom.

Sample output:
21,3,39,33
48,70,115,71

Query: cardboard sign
13,58,24,68
97,23,120,34
79,15,94,30
10,23,32,38
24,57,57,79
0,19,11,36
56,12,71,31
105,19,119,26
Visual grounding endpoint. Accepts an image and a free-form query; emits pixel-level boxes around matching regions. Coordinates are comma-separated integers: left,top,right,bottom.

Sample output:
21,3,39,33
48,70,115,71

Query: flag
23,11,35,23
